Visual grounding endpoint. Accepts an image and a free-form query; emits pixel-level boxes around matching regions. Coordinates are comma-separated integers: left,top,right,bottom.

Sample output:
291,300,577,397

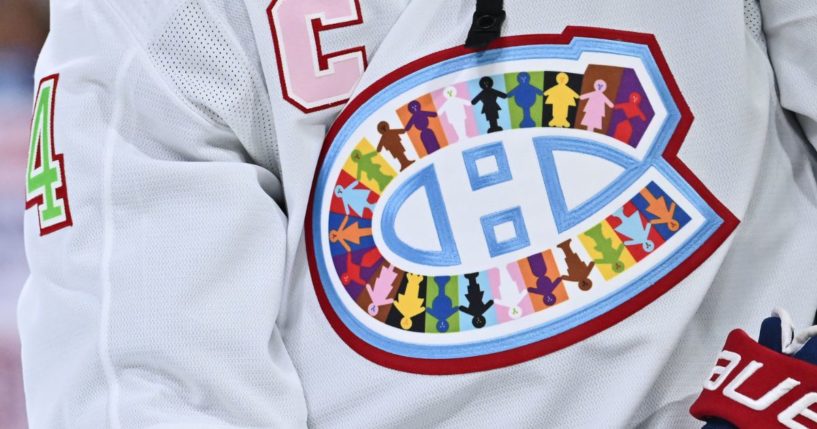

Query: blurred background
1,0,49,427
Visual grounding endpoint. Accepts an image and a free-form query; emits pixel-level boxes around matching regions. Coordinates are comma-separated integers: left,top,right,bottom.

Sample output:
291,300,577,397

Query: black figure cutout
471,76,507,133
458,272,494,328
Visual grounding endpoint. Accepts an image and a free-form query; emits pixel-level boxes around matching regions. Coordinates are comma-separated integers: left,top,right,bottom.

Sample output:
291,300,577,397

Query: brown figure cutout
376,121,415,171
557,239,595,291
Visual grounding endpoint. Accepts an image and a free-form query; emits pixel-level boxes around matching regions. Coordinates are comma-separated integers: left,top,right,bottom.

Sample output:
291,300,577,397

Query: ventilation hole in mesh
146,0,279,174
744,0,766,47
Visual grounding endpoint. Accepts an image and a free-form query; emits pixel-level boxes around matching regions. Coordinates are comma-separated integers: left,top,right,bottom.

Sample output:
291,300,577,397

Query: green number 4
25,75,72,235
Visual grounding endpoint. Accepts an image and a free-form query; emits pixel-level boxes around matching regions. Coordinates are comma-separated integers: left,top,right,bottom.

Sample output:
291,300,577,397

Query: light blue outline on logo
481,207,530,257
534,136,641,233
462,142,513,191
310,37,724,360
379,165,461,266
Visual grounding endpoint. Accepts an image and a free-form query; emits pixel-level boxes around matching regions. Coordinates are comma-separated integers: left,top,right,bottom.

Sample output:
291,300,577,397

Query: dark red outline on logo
267,0,368,113
25,74,73,236
305,27,740,375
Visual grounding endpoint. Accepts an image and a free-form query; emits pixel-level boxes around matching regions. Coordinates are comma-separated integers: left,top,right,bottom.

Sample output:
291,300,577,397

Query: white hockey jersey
19,0,817,428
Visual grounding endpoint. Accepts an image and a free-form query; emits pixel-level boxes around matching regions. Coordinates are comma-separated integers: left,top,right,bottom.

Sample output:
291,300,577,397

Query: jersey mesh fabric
147,0,280,176
744,0,767,48
19,4,121,427
109,54,301,424
760,0,817,152
20,1,817,428
20,0,303,428
258,1,817,428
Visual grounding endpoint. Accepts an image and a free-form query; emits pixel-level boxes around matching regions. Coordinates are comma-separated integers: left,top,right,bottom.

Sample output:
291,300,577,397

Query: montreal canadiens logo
306,28,738,374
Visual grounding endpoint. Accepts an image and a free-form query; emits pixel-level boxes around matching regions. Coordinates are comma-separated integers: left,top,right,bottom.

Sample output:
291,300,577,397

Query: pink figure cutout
437,86,471,143
612,92,647,144
366,264,397,316
488,264,531,321
579,79,614,132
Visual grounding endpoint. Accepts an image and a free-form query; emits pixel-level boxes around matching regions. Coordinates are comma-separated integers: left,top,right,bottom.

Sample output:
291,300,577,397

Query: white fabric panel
760,0,817,151
21,1,304,427
20,1,817,428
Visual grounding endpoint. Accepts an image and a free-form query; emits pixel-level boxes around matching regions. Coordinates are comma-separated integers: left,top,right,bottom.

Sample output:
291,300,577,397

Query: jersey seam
97,48,140,429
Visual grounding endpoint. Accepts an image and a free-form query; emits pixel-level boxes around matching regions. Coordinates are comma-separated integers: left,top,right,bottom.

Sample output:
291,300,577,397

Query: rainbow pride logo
306,28,738,374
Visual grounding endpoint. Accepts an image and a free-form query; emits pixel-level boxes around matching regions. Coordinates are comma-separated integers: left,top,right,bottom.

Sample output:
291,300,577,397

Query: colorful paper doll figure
557,239,595,291
613,208,654,252
437,86,471,143
404,100,441,154
366,263,397,316
471,76,507,133
544,72,580,128
585,223,626,274
342,247,382,288
506,72,541,128
375,121,414,171
639,188,680,232
350,149,392,191
329,215,372,253
393,273,426,330
426,276,458,332
612,92,647,144
340,252,366,287
490,265,529,319
526,253,563,306
579,79,614,132
458,272,494,328
334,180,375,217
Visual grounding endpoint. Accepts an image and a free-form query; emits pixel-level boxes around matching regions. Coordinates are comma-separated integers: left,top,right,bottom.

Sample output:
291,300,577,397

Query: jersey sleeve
18,1,307,427
759,0,817,149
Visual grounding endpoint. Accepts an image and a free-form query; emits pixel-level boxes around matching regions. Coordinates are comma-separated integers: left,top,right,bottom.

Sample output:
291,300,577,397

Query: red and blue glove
691,309,817,429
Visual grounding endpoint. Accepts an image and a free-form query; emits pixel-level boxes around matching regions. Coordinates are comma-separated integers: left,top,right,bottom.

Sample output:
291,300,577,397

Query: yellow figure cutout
544,72,580,128
393,273,426,330
639,188,680,231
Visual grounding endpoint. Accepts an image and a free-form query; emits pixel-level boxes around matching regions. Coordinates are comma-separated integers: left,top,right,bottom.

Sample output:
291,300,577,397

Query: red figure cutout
613,92,647,144
340,248,382,286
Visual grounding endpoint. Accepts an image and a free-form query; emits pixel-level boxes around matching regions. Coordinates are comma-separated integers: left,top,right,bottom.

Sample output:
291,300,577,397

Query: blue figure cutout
334,180,375,217
405,100,440,154
526,254,562,306
471,76,508,133
459,272,494,328
506,72,541,128
613,208,655,252
427,276,458,332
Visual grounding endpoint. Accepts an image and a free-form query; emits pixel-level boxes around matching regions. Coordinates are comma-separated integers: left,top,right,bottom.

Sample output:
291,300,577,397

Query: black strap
464,0,505,50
